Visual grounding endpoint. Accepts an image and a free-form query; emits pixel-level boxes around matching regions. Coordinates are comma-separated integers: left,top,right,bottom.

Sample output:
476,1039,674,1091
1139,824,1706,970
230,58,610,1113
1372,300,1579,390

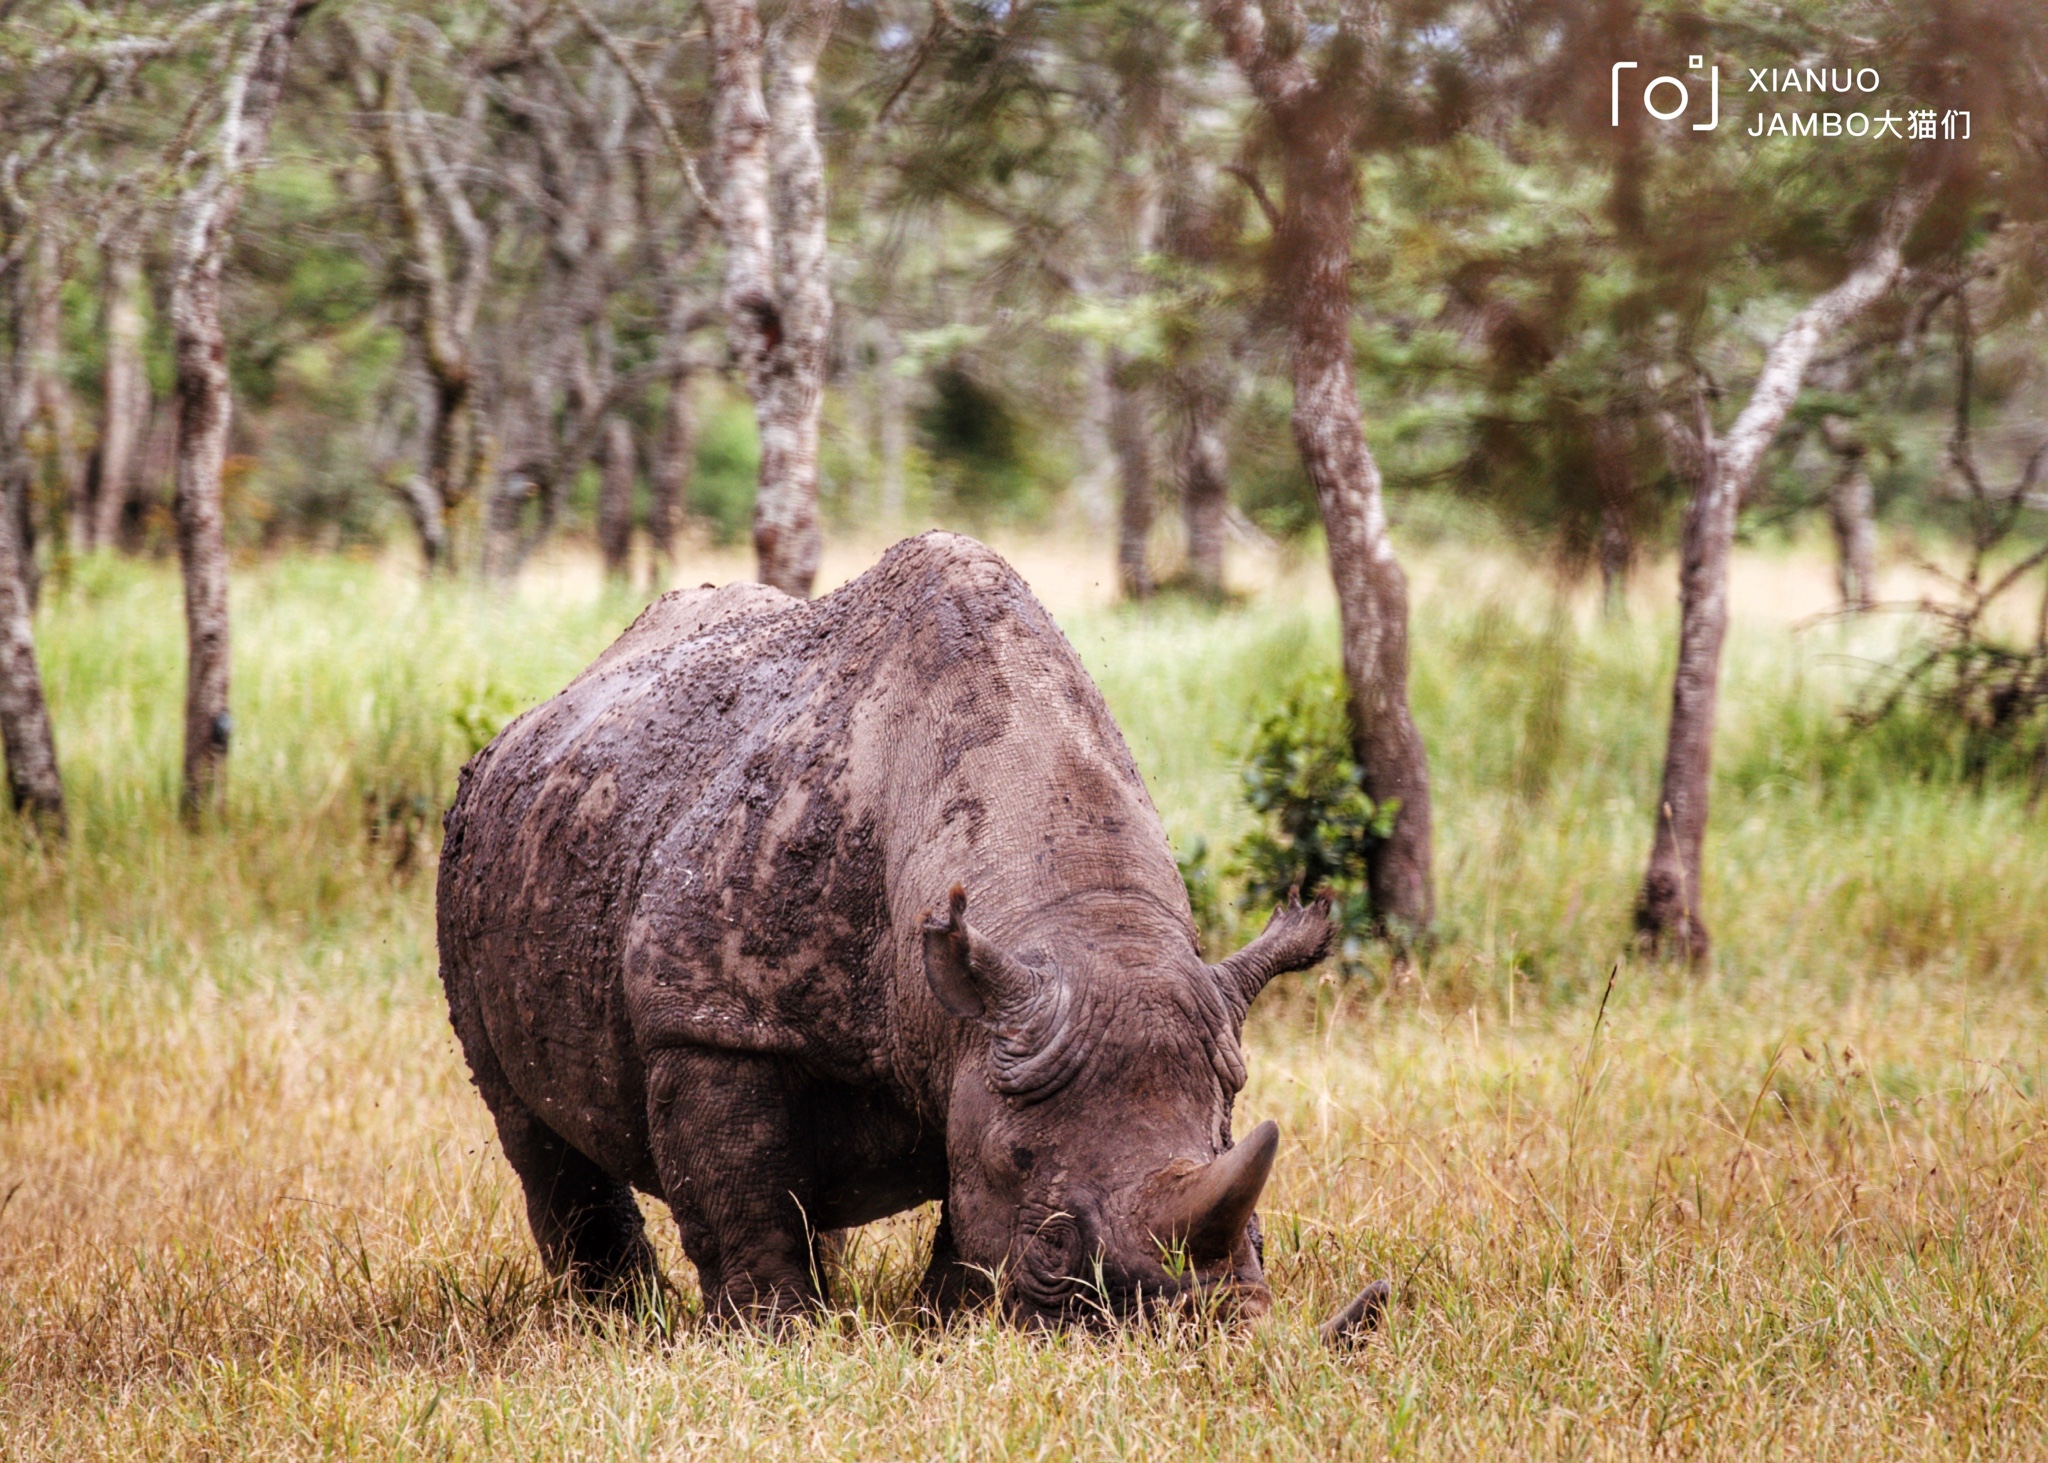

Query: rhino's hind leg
644,1047,827,1329
445,976,659,1304
492,1098,661,1304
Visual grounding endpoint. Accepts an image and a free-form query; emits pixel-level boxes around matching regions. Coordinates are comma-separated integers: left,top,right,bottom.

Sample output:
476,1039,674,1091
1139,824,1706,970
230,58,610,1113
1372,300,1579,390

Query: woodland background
6,1,2048,1456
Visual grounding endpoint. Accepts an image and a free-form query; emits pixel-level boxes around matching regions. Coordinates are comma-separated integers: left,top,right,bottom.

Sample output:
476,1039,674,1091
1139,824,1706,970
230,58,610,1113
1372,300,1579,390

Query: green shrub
1233,675,1398,955
690,397,761,545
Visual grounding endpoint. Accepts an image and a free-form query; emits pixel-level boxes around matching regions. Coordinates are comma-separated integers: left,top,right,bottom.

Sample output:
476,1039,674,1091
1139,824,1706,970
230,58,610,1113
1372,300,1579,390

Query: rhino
435,532,1344,1328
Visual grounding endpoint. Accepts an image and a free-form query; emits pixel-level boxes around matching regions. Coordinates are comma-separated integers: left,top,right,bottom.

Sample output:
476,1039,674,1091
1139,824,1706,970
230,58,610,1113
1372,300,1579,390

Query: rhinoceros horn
1144,1119,1280,1264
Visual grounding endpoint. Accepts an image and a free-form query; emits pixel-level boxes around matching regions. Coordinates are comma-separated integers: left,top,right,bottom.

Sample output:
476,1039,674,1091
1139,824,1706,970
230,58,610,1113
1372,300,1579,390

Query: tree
342,12,494,573
91,229,151,554
1636,175,1938,958
1204,0,1434,932
170,0,318,819
702,0,839,597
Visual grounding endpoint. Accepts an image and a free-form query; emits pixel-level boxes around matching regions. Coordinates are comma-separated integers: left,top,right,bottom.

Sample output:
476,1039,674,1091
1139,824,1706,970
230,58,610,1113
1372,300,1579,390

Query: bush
1233,675,1397,956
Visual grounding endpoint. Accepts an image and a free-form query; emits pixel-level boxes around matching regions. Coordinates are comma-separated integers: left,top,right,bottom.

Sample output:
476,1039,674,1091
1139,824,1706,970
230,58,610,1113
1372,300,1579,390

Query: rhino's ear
1213,887,1332,1013
922,884,1040,1020
924,885,1084,1100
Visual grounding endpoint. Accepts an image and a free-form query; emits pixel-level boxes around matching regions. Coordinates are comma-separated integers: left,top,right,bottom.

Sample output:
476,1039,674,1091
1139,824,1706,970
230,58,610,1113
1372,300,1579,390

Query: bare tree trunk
347,22,488,573
1820,415,1877,612
1594,415,1635,618
1829,465,1877,611
1205,4,1434,931
598,412,635,579
169,0,312,821
0,272,65,836
1637,179,1935,959
26,226,85,555
0,497,63,837
1175,370,1231,597
648,368,694,589
1107,350,1155,600
704,0,839,597
92,236,149,554
4,244,43,612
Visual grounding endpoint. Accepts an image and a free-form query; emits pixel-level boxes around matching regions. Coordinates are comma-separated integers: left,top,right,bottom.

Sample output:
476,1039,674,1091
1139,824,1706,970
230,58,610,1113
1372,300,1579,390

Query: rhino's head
922,884,1331,1326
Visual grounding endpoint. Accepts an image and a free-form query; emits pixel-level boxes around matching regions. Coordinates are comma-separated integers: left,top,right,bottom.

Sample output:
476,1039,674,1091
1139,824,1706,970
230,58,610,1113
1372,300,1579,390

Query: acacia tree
1203,0,1434,931
342,12,494,572
170,0,318,818
1636,176,1937,957
703,0,839,597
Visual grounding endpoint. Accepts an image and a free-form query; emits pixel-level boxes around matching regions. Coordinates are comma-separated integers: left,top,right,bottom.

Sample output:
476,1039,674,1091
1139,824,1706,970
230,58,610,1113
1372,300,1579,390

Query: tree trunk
649,369,695,590
0,274,65,837
0,497,64,837
1278,130,1434,933
169,0,312,821
703,0,838,597
27,226,86,555
93,237,150,554
1820,415,1877,612
5,249,43,611
1175,371,1231,597
1203,2,1434,932
1828,463,1877,612
598,412,635,579
1107,350,1155,600
1637,179,1935,959
1598,500,1632,618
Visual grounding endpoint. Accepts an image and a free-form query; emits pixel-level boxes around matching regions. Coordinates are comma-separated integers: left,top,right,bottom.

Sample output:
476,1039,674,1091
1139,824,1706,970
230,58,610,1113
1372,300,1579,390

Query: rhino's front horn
1146,1119,1279,1264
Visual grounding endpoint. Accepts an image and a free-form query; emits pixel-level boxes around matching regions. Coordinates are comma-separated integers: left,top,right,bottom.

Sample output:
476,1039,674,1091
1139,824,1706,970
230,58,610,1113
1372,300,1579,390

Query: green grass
4,541,2047,1458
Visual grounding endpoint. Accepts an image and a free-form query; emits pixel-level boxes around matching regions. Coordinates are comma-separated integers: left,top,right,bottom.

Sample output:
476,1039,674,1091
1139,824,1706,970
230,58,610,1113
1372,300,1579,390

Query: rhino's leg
916,1203,992,1320
445,975,659,1302
645,1046,826,1328
492,1099,661,1304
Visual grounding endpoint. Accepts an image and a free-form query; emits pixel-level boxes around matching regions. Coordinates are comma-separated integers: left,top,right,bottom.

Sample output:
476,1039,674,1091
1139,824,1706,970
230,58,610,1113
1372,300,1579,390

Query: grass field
5,534,2048,1458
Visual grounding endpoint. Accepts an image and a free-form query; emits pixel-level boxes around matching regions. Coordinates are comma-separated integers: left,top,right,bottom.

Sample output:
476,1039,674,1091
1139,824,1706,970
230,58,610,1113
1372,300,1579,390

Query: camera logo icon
1612,56,1719,131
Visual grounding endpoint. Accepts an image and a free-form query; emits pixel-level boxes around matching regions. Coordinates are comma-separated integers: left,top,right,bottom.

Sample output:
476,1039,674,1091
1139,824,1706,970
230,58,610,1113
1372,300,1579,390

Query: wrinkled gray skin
437,533,1332,1327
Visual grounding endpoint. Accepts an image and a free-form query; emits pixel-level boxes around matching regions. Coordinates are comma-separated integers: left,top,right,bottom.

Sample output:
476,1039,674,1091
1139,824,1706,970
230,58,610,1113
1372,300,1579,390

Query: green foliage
689,396,761,546
917,363,1042,522
1234,676,1398,949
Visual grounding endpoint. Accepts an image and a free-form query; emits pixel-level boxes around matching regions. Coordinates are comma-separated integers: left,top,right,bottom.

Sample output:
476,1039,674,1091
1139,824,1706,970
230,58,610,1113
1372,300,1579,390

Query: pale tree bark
169,0,315,820
0,268,64,836
648,367,695,591
92,234,149,553
26,224,86,554
1204,0,1433,931
1819,414,1878,611
1172,367,1232,596
1638,177,1936,959
597,411,635,579
1106,348,1156,599
703,0,839,597
3,225,44,611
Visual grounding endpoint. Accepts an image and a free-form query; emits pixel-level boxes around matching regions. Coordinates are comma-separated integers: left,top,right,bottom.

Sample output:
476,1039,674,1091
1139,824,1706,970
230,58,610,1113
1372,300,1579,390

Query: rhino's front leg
916,1203,993,1320
644,1046,827,1327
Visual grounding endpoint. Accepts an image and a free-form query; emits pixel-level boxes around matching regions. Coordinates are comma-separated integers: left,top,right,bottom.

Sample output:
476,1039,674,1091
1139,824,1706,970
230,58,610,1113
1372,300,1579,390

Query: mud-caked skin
437,532,1331,1326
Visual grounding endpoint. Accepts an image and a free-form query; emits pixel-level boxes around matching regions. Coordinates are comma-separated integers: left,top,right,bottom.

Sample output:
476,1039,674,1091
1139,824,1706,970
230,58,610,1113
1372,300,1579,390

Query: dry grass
4,535,2046,1458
